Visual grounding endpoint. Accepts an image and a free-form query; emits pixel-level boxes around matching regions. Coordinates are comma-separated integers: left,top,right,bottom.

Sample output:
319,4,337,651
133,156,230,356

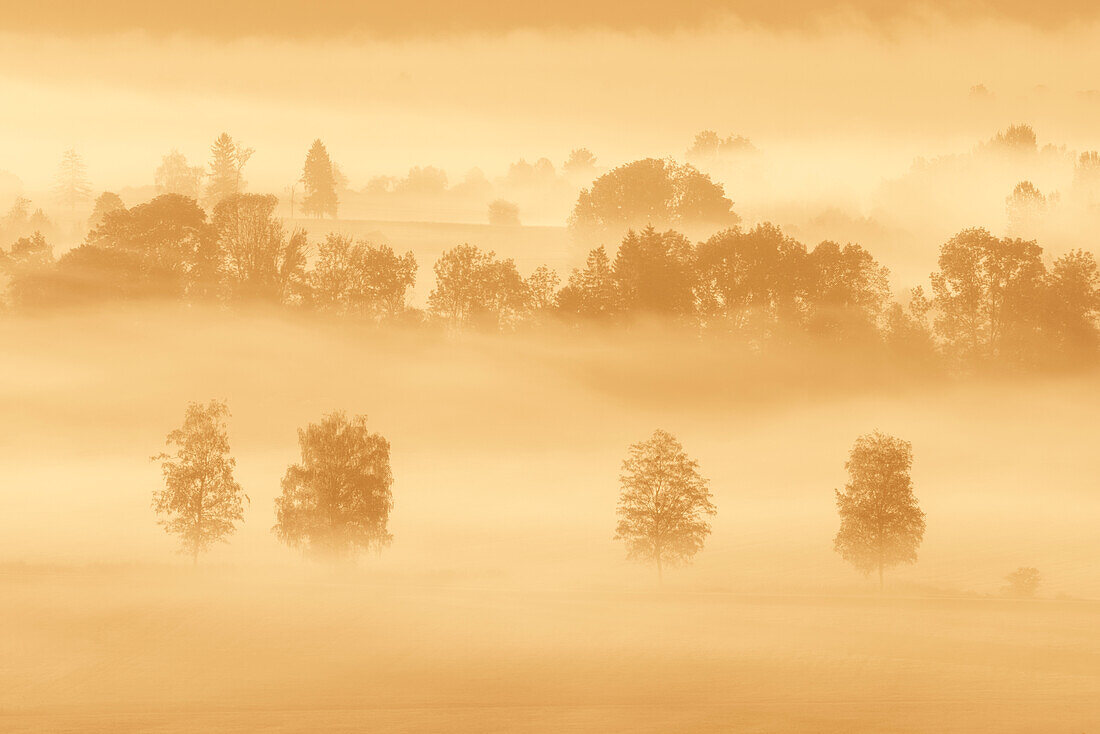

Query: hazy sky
2,4,1100,203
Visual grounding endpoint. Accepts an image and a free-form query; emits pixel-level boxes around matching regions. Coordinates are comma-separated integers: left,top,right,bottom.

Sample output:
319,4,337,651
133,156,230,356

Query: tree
694,223,807,335
152,400,245,564
213,193,308,303
88,192,124,231
1043,249,1100,359
301,139,338,219
1005,181,1045,238
1003,567,1041,598
613,226,697,317
487,199,520,226
557,246,619,320
205,133,254,207
9,245,149,310
929,228,1047,364
569,158,738,237
686,130,754,160
614,429,716,582
155,150,204,199
310,233,417,320
525,265,561,315
53,148,93,221
274,412,394,559
563,148,597,179
803,240,891,339
428,244,527,329
834,431,925,590
87,194,216,299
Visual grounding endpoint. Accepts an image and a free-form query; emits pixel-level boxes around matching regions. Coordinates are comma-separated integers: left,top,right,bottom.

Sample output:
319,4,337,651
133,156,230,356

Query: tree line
3,203,1098,373
155,401,961,592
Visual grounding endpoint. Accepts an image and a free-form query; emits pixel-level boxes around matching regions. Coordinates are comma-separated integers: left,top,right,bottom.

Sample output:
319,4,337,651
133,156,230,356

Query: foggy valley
1,2,1099,732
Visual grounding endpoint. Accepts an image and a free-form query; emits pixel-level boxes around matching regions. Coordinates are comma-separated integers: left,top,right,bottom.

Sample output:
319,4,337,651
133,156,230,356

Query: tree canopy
834,431,925,589
274,412,394,559
615,429,716,580
152,400,245,563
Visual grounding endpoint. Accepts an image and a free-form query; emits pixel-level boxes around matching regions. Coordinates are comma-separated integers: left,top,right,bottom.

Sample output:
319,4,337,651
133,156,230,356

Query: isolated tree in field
155,149,204,199
615,429,716,581
1003,567,1041,598
53,148,93,221
205,133,254,207
152,400,245,563
834,431,925,590
487,199,520,226
274,412,394,559
570,158,738,236
301,139,338,219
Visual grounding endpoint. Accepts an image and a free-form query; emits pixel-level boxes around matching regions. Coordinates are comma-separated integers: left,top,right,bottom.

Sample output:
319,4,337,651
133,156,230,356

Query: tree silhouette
301,139,338,219
205,133,253,208
834,431,925,590
156,150,204,199
310,233,416,321
428,244,528,329
152,400,245,564
615,429,716,582
557,246,619,320
88,192,124,231
1005,181,1045,238
694,222,807,336
53,149,92,222
569,158,738,237
88,193,215,299
563,148,597,179
274,412,394,559
1003,567,1041,598
213,193,308,303
487,199,520,226
613,226,697,317
929,228,1046,364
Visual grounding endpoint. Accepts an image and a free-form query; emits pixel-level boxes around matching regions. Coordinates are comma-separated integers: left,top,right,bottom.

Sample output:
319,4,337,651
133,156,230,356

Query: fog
4,4,1100,731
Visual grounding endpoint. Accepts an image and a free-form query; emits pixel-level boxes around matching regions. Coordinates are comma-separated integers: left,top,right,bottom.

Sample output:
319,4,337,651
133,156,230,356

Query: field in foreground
2,307,1099,731
1,567,1097,733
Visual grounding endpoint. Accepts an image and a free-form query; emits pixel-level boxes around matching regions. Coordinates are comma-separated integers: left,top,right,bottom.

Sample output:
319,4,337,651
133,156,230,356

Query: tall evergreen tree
301,139,338,219
205,133,253,208
53,148,93,222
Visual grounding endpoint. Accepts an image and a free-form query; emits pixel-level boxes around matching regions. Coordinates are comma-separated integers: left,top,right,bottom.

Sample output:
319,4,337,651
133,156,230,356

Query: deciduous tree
152,400,245,564
615,429,716,581
274,412,394,559
834,431,925,589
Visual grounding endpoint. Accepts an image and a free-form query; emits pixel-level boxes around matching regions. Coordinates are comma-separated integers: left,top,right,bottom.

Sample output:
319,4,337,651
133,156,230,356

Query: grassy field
1,567,1097,733
1,308,1098,731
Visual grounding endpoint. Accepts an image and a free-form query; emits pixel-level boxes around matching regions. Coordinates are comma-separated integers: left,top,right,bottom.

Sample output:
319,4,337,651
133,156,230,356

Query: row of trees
153,404,929,591
3,205,1098,370
153,402,393,563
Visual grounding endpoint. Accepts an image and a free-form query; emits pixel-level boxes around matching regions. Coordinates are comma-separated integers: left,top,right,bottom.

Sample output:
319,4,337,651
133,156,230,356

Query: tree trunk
878,561,884,592
656,555,663,586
